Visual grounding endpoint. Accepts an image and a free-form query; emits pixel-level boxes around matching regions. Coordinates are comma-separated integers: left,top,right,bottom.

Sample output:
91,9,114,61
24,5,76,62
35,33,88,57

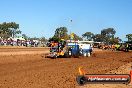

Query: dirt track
0,48,132,88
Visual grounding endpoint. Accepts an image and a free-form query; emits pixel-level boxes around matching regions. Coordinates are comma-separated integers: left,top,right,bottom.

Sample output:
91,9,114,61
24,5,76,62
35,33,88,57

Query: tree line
50,27,132,44
0,22,46,43
0,22,132,43
49,27,83,42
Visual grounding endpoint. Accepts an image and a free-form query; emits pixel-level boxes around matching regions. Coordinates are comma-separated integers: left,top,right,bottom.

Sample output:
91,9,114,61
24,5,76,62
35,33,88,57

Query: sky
0,0,132,41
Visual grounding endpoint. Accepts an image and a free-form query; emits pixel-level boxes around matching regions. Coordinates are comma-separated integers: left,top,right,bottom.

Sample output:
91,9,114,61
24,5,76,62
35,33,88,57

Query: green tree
48,37,60,42
0,22,10,39
9,22,21,38
126,34,132,41
22,34,28,40
54,27,69,40
110,37,122,44
40,36,47,42
101,28,116,44
0,22,21,39
82,32,94,41
73,33,83,41
93,34,102,42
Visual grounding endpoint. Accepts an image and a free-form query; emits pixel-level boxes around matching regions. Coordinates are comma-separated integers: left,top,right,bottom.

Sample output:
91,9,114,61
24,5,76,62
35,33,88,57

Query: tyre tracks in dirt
0,49,132,88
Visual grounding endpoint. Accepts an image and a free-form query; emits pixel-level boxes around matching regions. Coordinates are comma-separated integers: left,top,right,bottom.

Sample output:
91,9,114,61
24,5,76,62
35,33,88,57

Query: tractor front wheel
52,54,57,59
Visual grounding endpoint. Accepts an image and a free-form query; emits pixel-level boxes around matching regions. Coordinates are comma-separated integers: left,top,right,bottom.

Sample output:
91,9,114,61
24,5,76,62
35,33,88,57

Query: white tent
8,37,25,41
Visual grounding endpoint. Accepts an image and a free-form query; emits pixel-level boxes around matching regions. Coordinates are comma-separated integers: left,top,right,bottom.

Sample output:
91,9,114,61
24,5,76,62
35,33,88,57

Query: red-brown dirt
0,48,132,88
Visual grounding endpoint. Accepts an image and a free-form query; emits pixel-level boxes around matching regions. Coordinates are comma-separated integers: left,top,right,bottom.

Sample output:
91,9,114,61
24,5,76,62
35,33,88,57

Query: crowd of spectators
0,38,40,47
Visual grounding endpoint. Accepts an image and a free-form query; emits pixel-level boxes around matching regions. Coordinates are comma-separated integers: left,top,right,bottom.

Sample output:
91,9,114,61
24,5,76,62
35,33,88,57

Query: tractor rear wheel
64,52,69,58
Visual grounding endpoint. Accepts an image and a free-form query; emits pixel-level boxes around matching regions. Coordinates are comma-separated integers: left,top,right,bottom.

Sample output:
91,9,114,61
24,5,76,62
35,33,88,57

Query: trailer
78,41,93,57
